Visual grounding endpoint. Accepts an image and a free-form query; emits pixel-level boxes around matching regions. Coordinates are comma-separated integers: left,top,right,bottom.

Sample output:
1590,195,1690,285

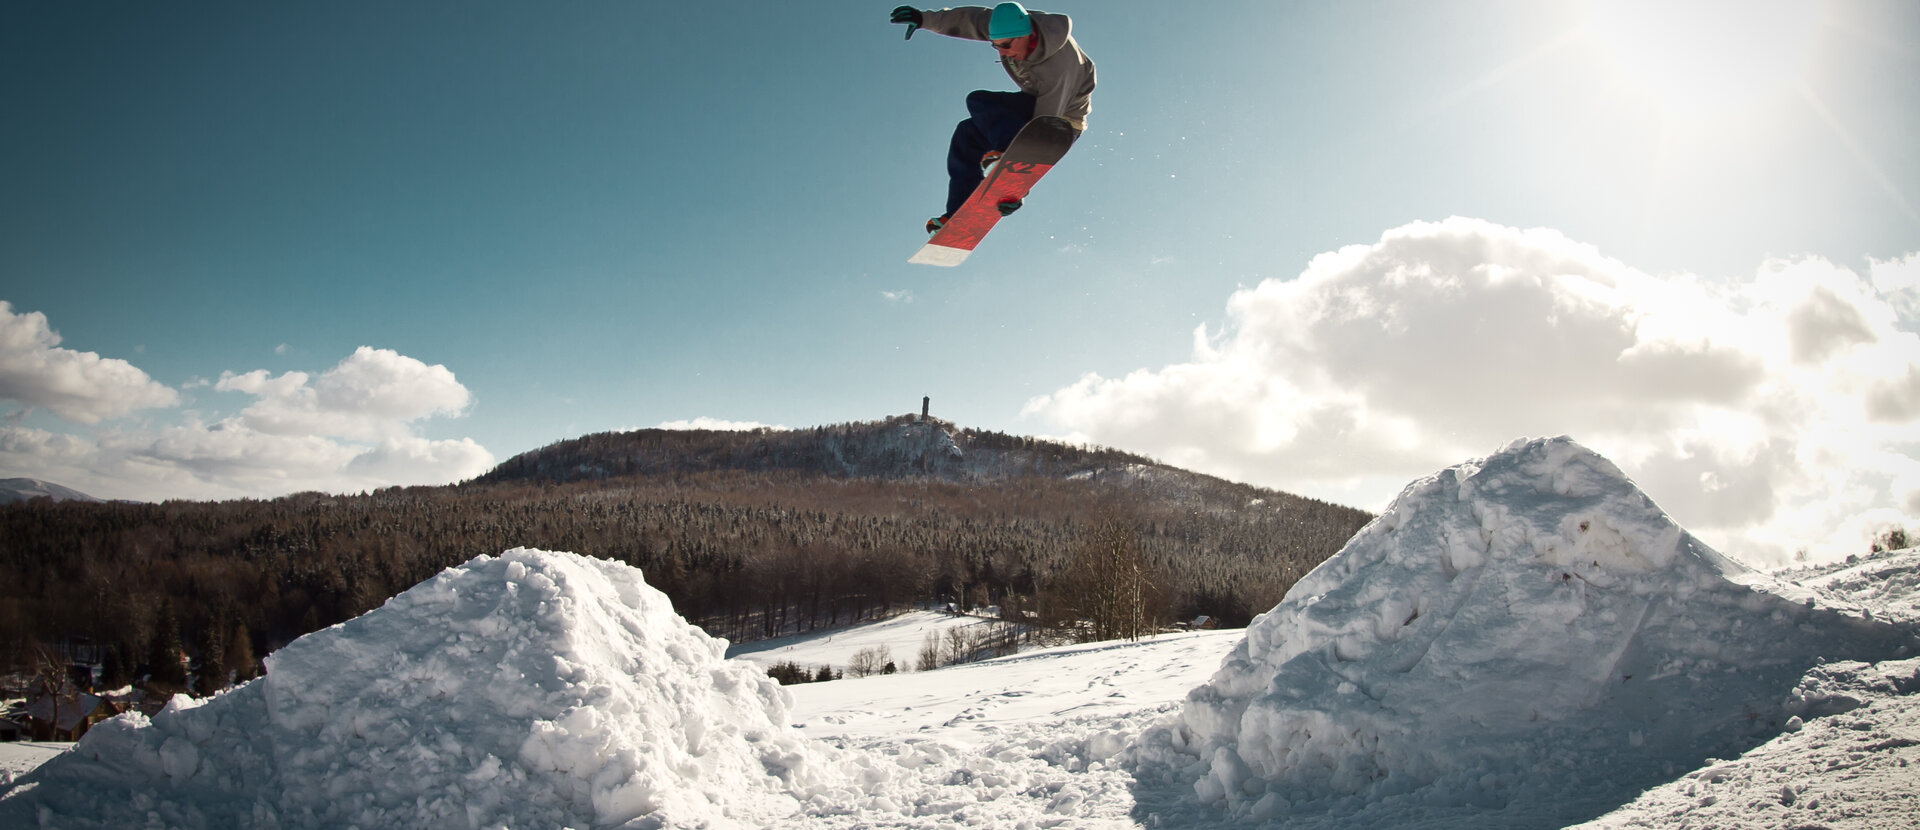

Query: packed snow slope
1769,549,1920,625
0,548,854,829
1135,436,1918,828
1572,655,1920,829
726,610,1005,674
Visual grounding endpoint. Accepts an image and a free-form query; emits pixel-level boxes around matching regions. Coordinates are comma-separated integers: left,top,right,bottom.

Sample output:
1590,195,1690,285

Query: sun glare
1581,0,1827,119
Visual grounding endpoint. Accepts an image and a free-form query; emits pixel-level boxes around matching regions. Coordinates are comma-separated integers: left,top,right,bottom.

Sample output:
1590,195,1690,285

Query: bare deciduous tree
847,645,893,678
1051,517,1169,642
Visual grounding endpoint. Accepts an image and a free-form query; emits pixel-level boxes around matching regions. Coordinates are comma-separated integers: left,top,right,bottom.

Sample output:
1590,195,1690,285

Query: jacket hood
1029,11,1073,63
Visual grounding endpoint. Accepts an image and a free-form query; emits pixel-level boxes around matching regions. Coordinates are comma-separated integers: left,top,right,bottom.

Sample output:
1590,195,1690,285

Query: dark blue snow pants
945,90,1036,216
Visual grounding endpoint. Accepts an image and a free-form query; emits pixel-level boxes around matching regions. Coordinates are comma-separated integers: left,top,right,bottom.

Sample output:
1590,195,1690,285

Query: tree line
0,419,1374,691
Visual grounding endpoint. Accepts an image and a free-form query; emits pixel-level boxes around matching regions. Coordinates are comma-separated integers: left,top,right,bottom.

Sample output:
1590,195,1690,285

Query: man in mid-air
890,3,1096,233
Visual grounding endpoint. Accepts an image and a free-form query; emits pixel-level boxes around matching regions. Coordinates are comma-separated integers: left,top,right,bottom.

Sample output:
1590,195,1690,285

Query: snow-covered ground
0,743,69,780
787,631,1241,748
2,437,1915,829
1572,658,1920,829
725,609,1013,676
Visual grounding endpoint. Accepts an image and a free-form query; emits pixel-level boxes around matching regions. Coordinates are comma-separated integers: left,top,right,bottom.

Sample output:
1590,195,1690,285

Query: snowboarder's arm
913,7,997,42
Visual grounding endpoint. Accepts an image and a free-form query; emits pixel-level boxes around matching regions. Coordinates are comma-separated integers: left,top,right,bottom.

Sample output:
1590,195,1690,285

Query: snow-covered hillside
726,609,1013,675
0,478,101,504
2,437,1914,829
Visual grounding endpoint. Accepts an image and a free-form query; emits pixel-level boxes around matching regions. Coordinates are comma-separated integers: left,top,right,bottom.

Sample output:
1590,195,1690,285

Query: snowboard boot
996,198,1022,217
981,150,1004,174
926,214,951,235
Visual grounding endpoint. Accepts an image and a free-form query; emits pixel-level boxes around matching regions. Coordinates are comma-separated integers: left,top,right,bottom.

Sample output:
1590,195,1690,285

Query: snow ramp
1139,436,1916,828
0,548,856,829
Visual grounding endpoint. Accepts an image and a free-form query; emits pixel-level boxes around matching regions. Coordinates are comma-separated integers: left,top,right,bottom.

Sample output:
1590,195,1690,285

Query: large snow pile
1139,437,1917,828
0,548,851,829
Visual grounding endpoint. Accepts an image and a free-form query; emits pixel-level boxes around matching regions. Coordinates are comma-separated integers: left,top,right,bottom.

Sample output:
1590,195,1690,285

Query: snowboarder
890,3,1096,234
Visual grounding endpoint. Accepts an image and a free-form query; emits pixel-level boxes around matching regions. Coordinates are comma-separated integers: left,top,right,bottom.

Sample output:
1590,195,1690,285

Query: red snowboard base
911,116,1076,267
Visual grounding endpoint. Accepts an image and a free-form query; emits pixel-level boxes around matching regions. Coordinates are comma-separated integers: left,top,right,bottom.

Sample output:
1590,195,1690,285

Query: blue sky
4,1,1918,562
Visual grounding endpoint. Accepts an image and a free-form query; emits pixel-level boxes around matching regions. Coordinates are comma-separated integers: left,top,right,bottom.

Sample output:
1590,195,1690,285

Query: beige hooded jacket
918,6,1096,131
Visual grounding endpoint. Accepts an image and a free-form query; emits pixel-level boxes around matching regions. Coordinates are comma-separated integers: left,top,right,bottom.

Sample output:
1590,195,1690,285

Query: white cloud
1872,253,1920,326
1024,218,1920,564
3,419,494,503
656,417,783,432
214,346,472,441
882,289,915,304
0,301,179,422
345,436,495,484
0,331,493,501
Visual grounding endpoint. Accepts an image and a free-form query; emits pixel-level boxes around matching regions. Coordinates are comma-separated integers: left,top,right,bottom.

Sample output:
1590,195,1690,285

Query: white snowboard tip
909,243,971,267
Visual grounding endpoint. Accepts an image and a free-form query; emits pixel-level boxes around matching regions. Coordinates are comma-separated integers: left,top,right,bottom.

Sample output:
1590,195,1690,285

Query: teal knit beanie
988,2,1032,40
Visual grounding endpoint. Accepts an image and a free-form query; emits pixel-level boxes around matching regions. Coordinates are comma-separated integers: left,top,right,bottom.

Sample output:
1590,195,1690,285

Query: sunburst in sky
1583,0,1826,119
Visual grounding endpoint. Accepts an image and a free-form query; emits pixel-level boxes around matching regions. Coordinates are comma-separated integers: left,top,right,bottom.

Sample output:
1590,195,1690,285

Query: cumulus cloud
0,301,179,422
0,327,493,501
214,346,473,441
1024,218,1920,563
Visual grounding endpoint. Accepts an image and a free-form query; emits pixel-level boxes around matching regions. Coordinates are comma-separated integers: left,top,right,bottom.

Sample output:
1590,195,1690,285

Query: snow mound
1142,437,1916,827
0,548,844,829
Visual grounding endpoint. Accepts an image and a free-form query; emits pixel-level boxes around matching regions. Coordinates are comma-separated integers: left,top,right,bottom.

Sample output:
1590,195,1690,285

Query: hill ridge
479,415,1166,486
0,477,102,505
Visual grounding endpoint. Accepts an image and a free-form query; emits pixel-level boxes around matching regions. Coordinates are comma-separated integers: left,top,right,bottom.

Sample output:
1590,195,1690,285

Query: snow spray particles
0,548,866,829
1134,436,1917,828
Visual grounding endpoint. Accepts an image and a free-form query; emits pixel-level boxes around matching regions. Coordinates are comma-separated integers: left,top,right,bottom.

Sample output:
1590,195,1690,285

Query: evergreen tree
101,645,130,690
147,602,187,689
767,661,810,685
194,622,227,696
225,622,258,682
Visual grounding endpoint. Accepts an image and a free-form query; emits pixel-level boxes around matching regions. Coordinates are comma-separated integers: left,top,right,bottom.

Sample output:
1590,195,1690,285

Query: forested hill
479,416,1162,485
0,416,1373,691
479,417,1362,527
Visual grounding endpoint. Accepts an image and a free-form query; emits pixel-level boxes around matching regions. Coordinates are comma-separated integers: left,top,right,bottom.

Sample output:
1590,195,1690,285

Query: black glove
891,6,922,39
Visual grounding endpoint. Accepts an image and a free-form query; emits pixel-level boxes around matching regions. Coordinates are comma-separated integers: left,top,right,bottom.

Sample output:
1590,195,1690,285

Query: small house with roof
24,688,120,742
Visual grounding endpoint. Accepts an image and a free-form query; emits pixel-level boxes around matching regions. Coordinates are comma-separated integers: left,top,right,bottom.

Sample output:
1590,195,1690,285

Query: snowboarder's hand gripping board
910,115,1075,267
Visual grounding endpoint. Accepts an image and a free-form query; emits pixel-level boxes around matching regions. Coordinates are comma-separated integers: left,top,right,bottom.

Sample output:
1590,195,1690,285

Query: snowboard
910,115,1076,267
